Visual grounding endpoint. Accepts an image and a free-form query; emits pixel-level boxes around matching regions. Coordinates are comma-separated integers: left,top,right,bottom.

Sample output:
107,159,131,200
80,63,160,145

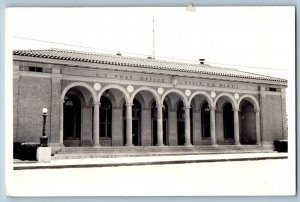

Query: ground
7,158,295,196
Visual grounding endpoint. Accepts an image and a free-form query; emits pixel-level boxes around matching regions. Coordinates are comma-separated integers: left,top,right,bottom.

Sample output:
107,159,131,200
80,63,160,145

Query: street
7,159,295,196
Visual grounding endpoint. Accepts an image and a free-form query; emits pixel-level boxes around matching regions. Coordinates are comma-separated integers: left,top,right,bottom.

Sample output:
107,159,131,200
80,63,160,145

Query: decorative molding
185,89,191,96
234,93,240,100
211,91,216,98
157,87,164,95
127,85,134,93
93,83,101,91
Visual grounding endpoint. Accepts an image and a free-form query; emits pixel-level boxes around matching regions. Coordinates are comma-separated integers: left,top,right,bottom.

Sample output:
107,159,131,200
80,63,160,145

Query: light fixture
42,108,48,114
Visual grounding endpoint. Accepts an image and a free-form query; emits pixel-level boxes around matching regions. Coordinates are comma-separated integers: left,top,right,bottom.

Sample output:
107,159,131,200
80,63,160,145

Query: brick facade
12,49,288,151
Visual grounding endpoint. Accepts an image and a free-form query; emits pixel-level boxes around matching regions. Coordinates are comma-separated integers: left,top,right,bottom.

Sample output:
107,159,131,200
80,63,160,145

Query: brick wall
261,94,284,145
16,76,52,142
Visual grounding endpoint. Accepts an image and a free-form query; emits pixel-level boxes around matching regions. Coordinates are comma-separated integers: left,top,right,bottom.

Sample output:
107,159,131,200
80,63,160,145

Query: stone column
233,108,240,145
215,109,224,143
210,107,217,145
168,109,177,146
255,110,261,145
141,108,151,146
126,103,133,146
184,106,192,146
192,109,201,145
93,102,100,146
81,106,93,146
59,100,64,146
112,107,123,146
157,104,164,146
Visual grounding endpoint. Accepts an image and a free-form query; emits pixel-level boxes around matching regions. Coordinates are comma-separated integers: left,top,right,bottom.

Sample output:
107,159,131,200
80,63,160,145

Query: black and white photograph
5,6,295,196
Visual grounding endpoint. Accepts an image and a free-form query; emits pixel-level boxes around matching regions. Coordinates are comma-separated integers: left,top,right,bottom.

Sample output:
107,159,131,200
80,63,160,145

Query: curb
13,155,288,170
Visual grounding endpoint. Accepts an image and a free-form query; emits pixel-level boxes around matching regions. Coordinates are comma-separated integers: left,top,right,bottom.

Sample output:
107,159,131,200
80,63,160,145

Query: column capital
113,106,123,110
156,103,164,108
93,102,101,106
143,107,151,111
125,103,134,107
169,109,177,112
184,106,191,110
233,108,240,112
209,107,216,111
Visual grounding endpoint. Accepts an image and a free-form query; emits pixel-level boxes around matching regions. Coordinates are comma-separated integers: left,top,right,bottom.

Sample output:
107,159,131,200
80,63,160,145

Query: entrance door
63,94,81,147
132,120,140,146
177,101,185,145
177,121,185,145
223,103,234,139
163,120,168,145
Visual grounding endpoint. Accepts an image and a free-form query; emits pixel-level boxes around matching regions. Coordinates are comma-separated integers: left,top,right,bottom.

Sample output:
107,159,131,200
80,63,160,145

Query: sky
6,7,294,79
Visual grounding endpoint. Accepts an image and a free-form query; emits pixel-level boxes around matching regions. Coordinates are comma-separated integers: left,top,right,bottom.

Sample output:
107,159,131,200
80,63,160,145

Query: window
269,87,277,92
29,66,43,72
99,96,112,138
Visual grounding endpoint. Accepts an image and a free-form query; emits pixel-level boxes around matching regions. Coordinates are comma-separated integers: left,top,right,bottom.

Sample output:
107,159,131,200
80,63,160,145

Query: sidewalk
13,152,288,170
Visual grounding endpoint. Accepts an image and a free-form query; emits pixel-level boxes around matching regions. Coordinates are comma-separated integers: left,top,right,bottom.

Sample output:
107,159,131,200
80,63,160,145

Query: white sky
7,7,295,79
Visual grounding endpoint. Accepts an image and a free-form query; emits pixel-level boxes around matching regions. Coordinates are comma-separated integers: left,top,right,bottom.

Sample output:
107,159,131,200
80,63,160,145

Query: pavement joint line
13,155,288,170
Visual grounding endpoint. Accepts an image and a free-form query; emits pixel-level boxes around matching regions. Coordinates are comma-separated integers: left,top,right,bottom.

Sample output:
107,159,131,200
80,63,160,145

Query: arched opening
201,102,210,138
123,99,141,146
177,101,193,145
63,94,82,147
223,103,234,140
240,100,256,144
99,96,112,145
151,101,169,145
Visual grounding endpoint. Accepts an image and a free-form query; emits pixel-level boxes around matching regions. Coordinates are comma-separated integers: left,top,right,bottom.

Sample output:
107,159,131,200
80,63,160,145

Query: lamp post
40,108,48,147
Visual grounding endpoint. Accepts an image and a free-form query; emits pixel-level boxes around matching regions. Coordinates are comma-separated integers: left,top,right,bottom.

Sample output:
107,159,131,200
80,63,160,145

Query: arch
65,88,86,107
161,89,188,107
130,86,161,106
214,92,237,110
100,90,117,108
61,82,97,103
97,84,130,104
188,91,213,109
63,94,82,147
237,94,260,111
239,100,257,144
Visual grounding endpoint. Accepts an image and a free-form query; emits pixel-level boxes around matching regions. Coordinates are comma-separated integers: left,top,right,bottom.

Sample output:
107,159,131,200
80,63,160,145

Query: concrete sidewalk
13,152,288,170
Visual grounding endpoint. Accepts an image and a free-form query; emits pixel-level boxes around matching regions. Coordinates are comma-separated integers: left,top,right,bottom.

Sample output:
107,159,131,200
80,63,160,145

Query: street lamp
40,108,48,147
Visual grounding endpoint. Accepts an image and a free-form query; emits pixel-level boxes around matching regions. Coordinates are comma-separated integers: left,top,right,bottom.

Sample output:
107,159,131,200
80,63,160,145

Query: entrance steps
52,145,275,160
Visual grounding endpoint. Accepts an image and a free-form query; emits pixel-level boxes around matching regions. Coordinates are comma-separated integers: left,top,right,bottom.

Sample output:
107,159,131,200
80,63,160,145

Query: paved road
7,158,295,196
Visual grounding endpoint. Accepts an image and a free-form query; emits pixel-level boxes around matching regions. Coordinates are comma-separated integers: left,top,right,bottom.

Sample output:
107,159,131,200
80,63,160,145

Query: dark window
29,66,43,72
269,87,277,92
99,96,112,138
63,95,81,139
223,103,234,139
201,102,211,138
